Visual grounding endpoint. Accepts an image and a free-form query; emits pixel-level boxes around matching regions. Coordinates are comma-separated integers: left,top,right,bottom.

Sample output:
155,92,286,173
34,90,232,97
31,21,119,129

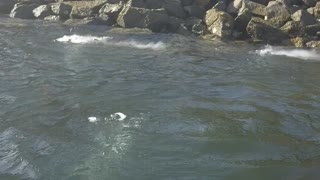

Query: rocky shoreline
1,0,320,48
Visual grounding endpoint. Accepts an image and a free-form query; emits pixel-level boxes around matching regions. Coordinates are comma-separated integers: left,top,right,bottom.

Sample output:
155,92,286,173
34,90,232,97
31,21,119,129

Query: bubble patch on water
55,34,166,50
256,45,320,60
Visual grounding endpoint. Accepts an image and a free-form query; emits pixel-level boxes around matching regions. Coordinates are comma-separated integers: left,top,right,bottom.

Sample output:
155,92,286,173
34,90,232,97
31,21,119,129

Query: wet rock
281,20,305,37
306,40,320,48
212,0,227,11
265,1,291,28
234,8,252,33
183,5,206,18
99,2,123,21
117,5,172,32
182,17,206,35
163,0,186,19
50,3,72,19
44,15,60,21
291,9,317,26
33,5,52,19
0,0,17,14
290,37,306,47
305,24,320,36
10,3,38,19
246,17,288,44
68,1,107,19
302,0,317,7
227,0,243,14
314,2,320,19
205,9,234,38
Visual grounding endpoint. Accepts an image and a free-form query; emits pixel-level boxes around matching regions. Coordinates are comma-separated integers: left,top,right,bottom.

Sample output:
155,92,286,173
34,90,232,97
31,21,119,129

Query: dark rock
0,0,17,14
227,0,243,14
265,1,291,27
234,8,252,33
10,3,38,19
305,24,320,36
302,0,317,7
183,5,205,18
33,5,52,19
291,9,317,26
205,9,234,38
251,0,268,5
227,0,266,17
246,17,288,44
69,1,107,19
213,0,227,11
50,3,72,19
314,2,320,19
181,0,194,6
182,17,205,35
163,0,186,19
280,21,305,37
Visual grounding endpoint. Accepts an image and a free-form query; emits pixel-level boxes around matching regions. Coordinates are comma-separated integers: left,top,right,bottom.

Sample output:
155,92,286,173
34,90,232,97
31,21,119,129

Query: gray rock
213,0,227,11
163,0,186,19
44,15,60,21
183,5,205,18
314,2,320,19
10,3,38,19
302,0,317,7
69,1,106,19
265,1,291,27
99,2,123,20
182,17,205,35
246,17,288,44
205,9,234,38
291,9,317,26
33,5,52,19
280,21,305,37
306,40,320,48
227,0,243,14
305,24,320,36
50,3,72,19
244,0,267,17
0,0,17,14
181,0,194,6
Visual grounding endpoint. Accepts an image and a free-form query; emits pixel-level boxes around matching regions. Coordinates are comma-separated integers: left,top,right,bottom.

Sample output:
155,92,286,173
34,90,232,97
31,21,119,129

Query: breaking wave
256,45,320,60
55,34,166,50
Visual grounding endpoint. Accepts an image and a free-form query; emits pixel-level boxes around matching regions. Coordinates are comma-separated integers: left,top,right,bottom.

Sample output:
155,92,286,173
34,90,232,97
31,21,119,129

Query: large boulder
227,0,266,16
280,21,305,37
10,3,38,19
314,2,320,19
306,40,320,48
33,5,52,19
183,5,205,18
205,9,234,38
265,1,291,27
291,9,317,26
302,0,317,7
246,17,288,44
117,5,173,32
99,2,123,20
68,1,107,19
234,8,252,33
50,3,72,19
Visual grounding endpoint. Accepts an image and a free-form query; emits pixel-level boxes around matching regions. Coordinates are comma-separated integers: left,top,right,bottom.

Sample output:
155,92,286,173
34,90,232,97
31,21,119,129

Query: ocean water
1,16,320,180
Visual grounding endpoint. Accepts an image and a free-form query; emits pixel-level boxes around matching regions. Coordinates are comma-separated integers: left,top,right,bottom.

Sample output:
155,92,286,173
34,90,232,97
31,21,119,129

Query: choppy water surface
1,16,320,180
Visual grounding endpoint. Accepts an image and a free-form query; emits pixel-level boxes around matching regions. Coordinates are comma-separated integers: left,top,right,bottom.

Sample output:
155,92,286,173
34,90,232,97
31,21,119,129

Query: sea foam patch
256,45,320,60
55,34,166,50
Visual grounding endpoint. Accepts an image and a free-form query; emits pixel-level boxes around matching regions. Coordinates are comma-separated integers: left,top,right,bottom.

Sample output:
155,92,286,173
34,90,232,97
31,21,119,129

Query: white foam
55,34,166,50
110,112,127,121
56,34,112,44
88,117,99,123
257,45,320,60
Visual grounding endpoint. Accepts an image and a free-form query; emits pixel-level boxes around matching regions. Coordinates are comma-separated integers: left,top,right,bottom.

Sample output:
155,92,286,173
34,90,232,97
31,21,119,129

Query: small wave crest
55,34,166,50
256,45,320,60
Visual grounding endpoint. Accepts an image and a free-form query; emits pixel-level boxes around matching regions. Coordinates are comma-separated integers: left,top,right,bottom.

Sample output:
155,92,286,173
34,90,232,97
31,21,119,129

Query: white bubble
88,117,99,123
110,112,127,121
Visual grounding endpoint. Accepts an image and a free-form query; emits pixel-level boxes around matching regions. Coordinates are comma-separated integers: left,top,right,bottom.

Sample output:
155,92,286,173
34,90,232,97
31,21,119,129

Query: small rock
306,40,320,48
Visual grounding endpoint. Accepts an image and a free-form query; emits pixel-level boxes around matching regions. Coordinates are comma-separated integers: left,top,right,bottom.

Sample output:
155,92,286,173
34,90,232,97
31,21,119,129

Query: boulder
314,2,320,19
234,8,252,33
305,24,320,36
227,0,266,17
302,0,317,7
183,5,205,18
0,0,17,14
291,9,317,26
265,1,291,27
10,3,38,19
99,2,123,20
68,1,107,19
212,0,227,11
117,5,173,32
306,40,320,48
50,3,72,19
280,21,305,37
33,5,52,19
181,0,194,6
227,0,243,14
246,17,288,44
44,15,60,21
290,37,306,47
205,9,234,38
163,0,186,19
